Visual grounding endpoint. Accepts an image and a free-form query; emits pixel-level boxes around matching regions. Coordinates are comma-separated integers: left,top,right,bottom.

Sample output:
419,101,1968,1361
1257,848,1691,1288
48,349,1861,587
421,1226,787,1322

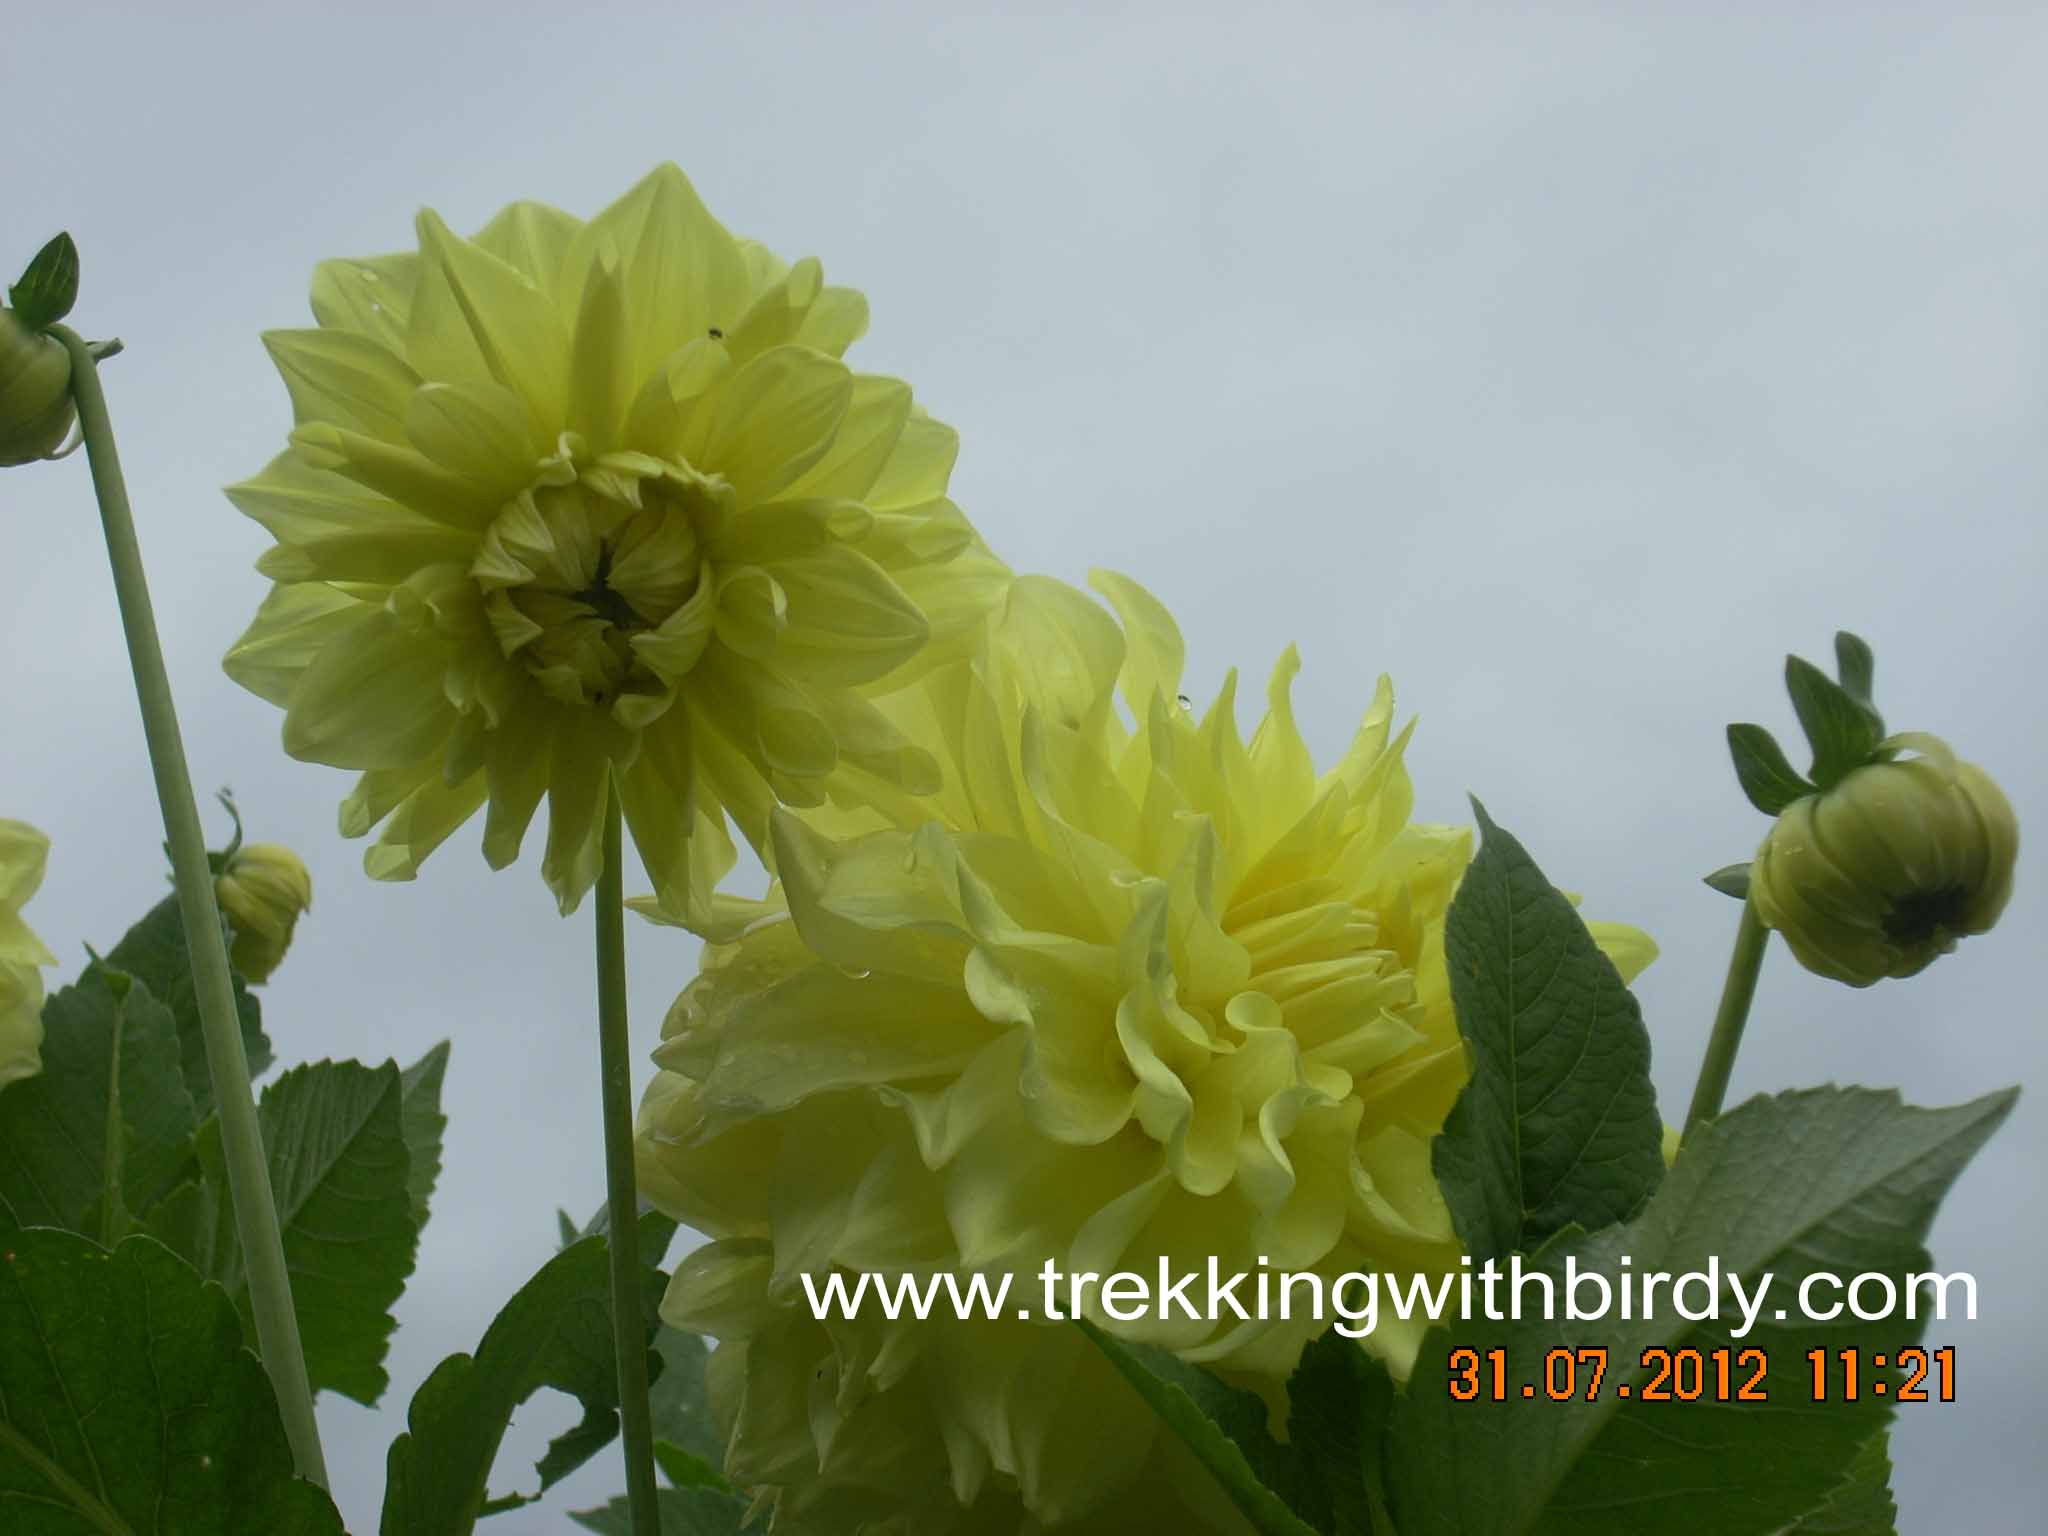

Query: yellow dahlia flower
638,574,1653,1527
662,1237,1252,1535
1751,732,2018,986
1,820,57,1088
224,165,1004,922
215,842,313,984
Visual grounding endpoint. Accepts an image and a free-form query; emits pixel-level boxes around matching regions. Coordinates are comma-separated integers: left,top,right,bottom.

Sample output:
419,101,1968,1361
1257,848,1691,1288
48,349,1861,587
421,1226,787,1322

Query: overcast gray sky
7,4,2044,1531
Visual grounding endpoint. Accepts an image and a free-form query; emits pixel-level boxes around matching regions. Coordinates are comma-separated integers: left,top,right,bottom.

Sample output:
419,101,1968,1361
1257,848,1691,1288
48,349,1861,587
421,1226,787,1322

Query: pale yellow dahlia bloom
1,820,57,1088
664,1236,1253,1535
225,165,1004,923
215,842,313,983
638,574,1653,1528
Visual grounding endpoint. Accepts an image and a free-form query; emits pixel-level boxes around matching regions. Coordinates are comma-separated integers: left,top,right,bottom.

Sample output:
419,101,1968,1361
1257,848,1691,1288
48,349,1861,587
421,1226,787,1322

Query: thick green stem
594,785,659,1536
53,327,328,1488
1684,896,1771,1134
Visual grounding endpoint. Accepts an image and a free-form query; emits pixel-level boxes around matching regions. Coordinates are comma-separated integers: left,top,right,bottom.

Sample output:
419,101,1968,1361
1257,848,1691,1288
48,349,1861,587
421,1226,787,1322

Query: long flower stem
1684,896,1771,1134
53,326,328,1487
594,784,658,1536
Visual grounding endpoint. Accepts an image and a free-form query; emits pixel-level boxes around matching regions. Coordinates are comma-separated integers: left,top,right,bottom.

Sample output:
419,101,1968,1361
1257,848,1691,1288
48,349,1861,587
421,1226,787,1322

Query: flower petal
411,208,570,433
699,345,853,507
309,253,416,351
231,454,476,585
0,821,53,922
291,421,502,529
540,718,632,913
364,771,489,881
570,163,751,382
404,379,542,489
621,336,732,459
262,328,421,441
762,544,929,687
282,609,457,770
480,701,555,870
778,375,911,503
864,408,958,512
711,566,790,660
223,583,367,708
471,199,581,298
567,246,632,447
1088,570,1185,722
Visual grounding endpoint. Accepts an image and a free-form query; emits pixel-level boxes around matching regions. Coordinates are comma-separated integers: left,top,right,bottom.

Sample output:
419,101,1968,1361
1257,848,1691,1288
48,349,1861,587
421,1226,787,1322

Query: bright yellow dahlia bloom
1,819,57,1088
638,574,1653,1527
225,165,1005,922
216,842,313,983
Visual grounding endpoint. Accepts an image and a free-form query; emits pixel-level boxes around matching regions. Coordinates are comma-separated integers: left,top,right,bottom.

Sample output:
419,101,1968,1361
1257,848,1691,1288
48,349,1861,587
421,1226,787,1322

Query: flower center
472,454,725,710
1882,882,1972,947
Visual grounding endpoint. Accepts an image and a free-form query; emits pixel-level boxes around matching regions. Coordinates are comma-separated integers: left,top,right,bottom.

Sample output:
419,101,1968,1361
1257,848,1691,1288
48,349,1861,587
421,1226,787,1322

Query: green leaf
0,967,197,1231
8,232,79,330
569,1486,750,1535
1832,633,1878,716
1284,1330,1395,1536
249,1060,418,1404
142,1162,224,1275
648,1325,726,1476
1783,1432,1896,1534
1077,1319,1319,1536
89,960,133,1248
563,1197,681,1264
1387,1085,2014,1536
1073,1321,1402,1536
0,1219,345,1534
1785,655,1882,790
401,1041,451,1231
104,892,273,1116
150,1060,421,1407
653,1439,726,1492
1432,802,1665,1261
1726,723,1817,816
1703,861,1754,899
381,1213,673,1534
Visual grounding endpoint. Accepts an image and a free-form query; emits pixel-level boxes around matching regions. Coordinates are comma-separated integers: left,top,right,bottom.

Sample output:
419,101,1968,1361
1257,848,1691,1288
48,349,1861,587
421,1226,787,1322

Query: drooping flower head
1,819,57,1087
216,842,314,984
637,574,1654,1527
225,165,1005,922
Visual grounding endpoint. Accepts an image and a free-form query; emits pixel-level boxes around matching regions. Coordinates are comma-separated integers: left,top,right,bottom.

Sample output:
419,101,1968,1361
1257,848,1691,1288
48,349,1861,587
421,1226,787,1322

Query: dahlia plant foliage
0,174,2022,1536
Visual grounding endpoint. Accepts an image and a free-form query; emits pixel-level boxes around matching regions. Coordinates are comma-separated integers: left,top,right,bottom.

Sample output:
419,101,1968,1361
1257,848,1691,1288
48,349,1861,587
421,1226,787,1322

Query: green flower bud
1751,733,2018,986
0,307,75,466
215,843,313,984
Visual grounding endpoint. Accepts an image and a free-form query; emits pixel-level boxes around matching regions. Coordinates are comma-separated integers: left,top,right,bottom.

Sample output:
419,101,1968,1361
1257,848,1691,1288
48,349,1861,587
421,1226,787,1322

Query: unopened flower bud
216,843,313,983
0,308,75,466
1750,734,2018,987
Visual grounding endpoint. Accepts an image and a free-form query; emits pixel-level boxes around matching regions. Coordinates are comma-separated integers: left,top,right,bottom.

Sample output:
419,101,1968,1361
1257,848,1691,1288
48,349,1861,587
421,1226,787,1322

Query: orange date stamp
1447,1345,1957,1403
